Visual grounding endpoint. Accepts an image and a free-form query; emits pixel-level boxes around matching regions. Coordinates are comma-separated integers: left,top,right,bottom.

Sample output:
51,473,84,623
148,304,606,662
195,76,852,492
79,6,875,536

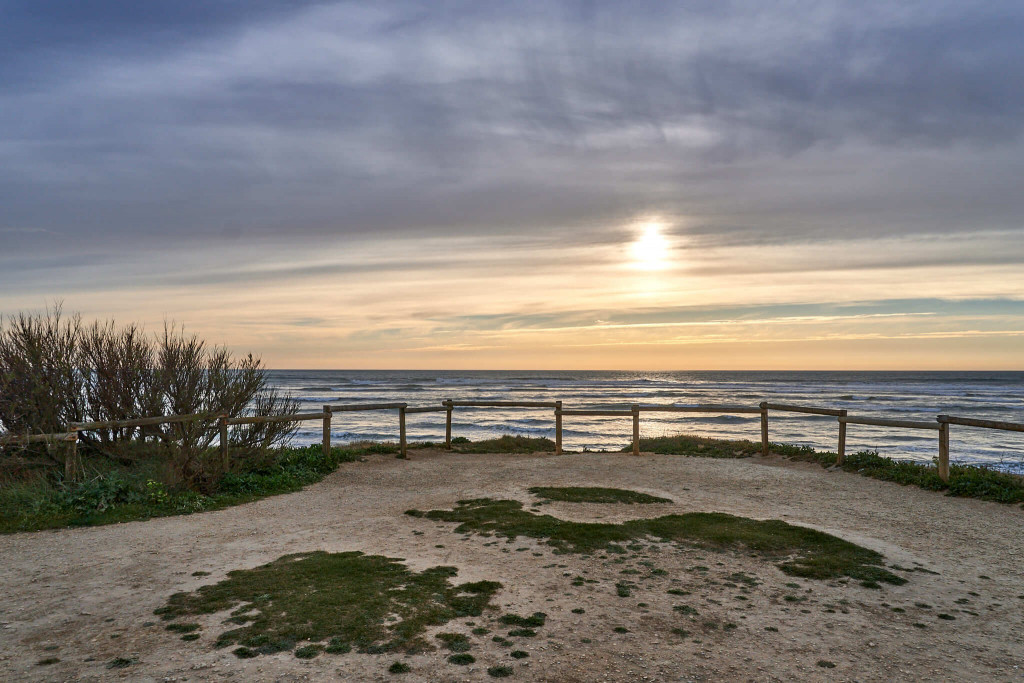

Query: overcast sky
2,1,1023,369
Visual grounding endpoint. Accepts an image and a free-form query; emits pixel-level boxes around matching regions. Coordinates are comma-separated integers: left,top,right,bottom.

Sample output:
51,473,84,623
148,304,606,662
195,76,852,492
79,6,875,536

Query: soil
1,449,1022,682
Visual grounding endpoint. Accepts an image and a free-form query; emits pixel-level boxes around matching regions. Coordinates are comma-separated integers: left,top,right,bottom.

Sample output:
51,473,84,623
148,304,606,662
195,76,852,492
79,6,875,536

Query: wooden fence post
219,416,229,472
937,417,950,482
759,402,769,456
65,432,80,482
398,404,407,459
444,399,453,449
322,405,332,458
555,401,563,455
631,404,640,456
837,409,847,465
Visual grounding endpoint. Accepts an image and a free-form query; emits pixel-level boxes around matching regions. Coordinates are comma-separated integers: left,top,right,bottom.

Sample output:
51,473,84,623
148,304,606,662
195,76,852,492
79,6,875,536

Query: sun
630,221,670,271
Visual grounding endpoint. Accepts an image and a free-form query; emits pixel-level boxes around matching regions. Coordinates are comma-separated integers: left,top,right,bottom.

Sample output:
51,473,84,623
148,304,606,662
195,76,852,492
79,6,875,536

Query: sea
267,371,1024,472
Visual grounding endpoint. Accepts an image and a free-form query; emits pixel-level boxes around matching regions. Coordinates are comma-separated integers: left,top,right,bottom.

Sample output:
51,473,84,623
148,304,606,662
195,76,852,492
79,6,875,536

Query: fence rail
3,396,1021,483
938,415,1024,433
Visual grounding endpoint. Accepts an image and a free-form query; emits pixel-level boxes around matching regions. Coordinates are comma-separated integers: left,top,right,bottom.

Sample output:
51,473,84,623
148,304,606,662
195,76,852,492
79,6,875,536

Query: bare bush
0,307,297,485
0,305,86,436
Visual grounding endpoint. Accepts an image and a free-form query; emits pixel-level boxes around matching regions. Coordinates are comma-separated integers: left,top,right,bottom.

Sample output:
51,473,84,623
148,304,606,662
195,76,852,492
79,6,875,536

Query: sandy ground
1,449,1023,683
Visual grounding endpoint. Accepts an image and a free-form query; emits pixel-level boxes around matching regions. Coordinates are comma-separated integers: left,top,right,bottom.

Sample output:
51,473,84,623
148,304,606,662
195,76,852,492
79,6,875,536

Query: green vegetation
488,665,514,677
1,443,386,533
637,432,1024,505
630,434,764,458
510,650,529,659
106,657,136,669
154,551,501,658
448,653,475,665
453,435,555,453
407,498,905,584
436,633,472,652
388,661,411,674
528,486,671,504
499,612,546,628
835,451,1024,504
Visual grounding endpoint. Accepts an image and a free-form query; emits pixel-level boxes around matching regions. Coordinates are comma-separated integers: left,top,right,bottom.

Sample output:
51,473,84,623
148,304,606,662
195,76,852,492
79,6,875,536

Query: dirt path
2,450,1022,682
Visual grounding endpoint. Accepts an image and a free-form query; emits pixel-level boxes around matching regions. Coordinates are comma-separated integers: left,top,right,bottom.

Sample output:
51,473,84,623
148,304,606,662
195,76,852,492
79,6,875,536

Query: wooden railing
3,397,1021,483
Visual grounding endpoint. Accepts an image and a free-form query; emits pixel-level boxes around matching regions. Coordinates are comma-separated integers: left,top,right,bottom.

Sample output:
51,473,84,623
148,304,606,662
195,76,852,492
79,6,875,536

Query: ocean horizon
267,370,1024,472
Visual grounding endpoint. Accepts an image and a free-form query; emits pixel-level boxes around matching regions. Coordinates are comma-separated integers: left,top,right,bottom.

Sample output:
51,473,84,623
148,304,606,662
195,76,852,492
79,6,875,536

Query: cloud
2,2,1023,368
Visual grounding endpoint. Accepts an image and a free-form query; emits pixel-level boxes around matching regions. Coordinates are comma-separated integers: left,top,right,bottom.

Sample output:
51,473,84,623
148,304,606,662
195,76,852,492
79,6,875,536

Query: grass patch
1,443,383,533
154,551,501,658
630,434,764,458
528,486,671,504
499,612,546,628
453,435,555,454
36,657,60,666
448,653,475,665
507,628,537,637
510,650,529,658
106,657,136,669
488,665,514,677
388,661,411,674
436,633,471,652
409,499,905,584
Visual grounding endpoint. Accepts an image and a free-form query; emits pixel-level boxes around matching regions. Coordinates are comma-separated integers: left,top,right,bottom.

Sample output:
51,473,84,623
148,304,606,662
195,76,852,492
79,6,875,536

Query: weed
388,661,411,674
938,613,956,620
511,650,529,659
106,657,136,669
472,627,491,635
507,628,537,637
492,636,513,646
528,487,671,504
612,626,629,633
499,612,546,628
165,623,200,633
488,665,514,677
764,626,778,632
448,653,475,665
36,658,60,666
436,633,472,652
294,645,322,659
817,660,836,668
630,434,762,458
571,608,585,614
453,435,554,454
615,583,632,598
671,628,691,637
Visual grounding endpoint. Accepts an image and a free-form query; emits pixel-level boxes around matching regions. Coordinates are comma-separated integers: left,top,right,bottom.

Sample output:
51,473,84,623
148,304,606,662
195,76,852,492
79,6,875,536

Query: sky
2,0,1023,370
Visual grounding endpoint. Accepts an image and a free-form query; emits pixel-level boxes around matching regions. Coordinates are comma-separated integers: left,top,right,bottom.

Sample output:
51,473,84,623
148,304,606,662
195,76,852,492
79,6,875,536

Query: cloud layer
2,1,1022,368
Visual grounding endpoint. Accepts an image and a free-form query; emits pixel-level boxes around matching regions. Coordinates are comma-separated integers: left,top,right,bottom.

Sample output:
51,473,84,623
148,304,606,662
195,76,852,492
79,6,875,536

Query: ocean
267,370,1024,472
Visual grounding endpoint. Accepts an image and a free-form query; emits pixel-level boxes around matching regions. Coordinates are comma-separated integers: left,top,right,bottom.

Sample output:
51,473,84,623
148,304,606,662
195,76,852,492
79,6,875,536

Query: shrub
0,306,298,488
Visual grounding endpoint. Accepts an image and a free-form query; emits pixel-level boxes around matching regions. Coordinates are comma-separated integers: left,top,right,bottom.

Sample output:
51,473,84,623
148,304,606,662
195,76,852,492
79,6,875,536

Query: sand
1,449,1022,682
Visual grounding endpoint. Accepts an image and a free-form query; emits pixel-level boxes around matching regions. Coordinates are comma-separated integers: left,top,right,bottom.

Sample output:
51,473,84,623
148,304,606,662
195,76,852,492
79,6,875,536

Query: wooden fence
2,396,1022,483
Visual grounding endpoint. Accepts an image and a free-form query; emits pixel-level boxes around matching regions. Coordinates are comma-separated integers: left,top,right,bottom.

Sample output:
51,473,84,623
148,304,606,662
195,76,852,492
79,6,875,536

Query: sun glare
630,221,670,271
